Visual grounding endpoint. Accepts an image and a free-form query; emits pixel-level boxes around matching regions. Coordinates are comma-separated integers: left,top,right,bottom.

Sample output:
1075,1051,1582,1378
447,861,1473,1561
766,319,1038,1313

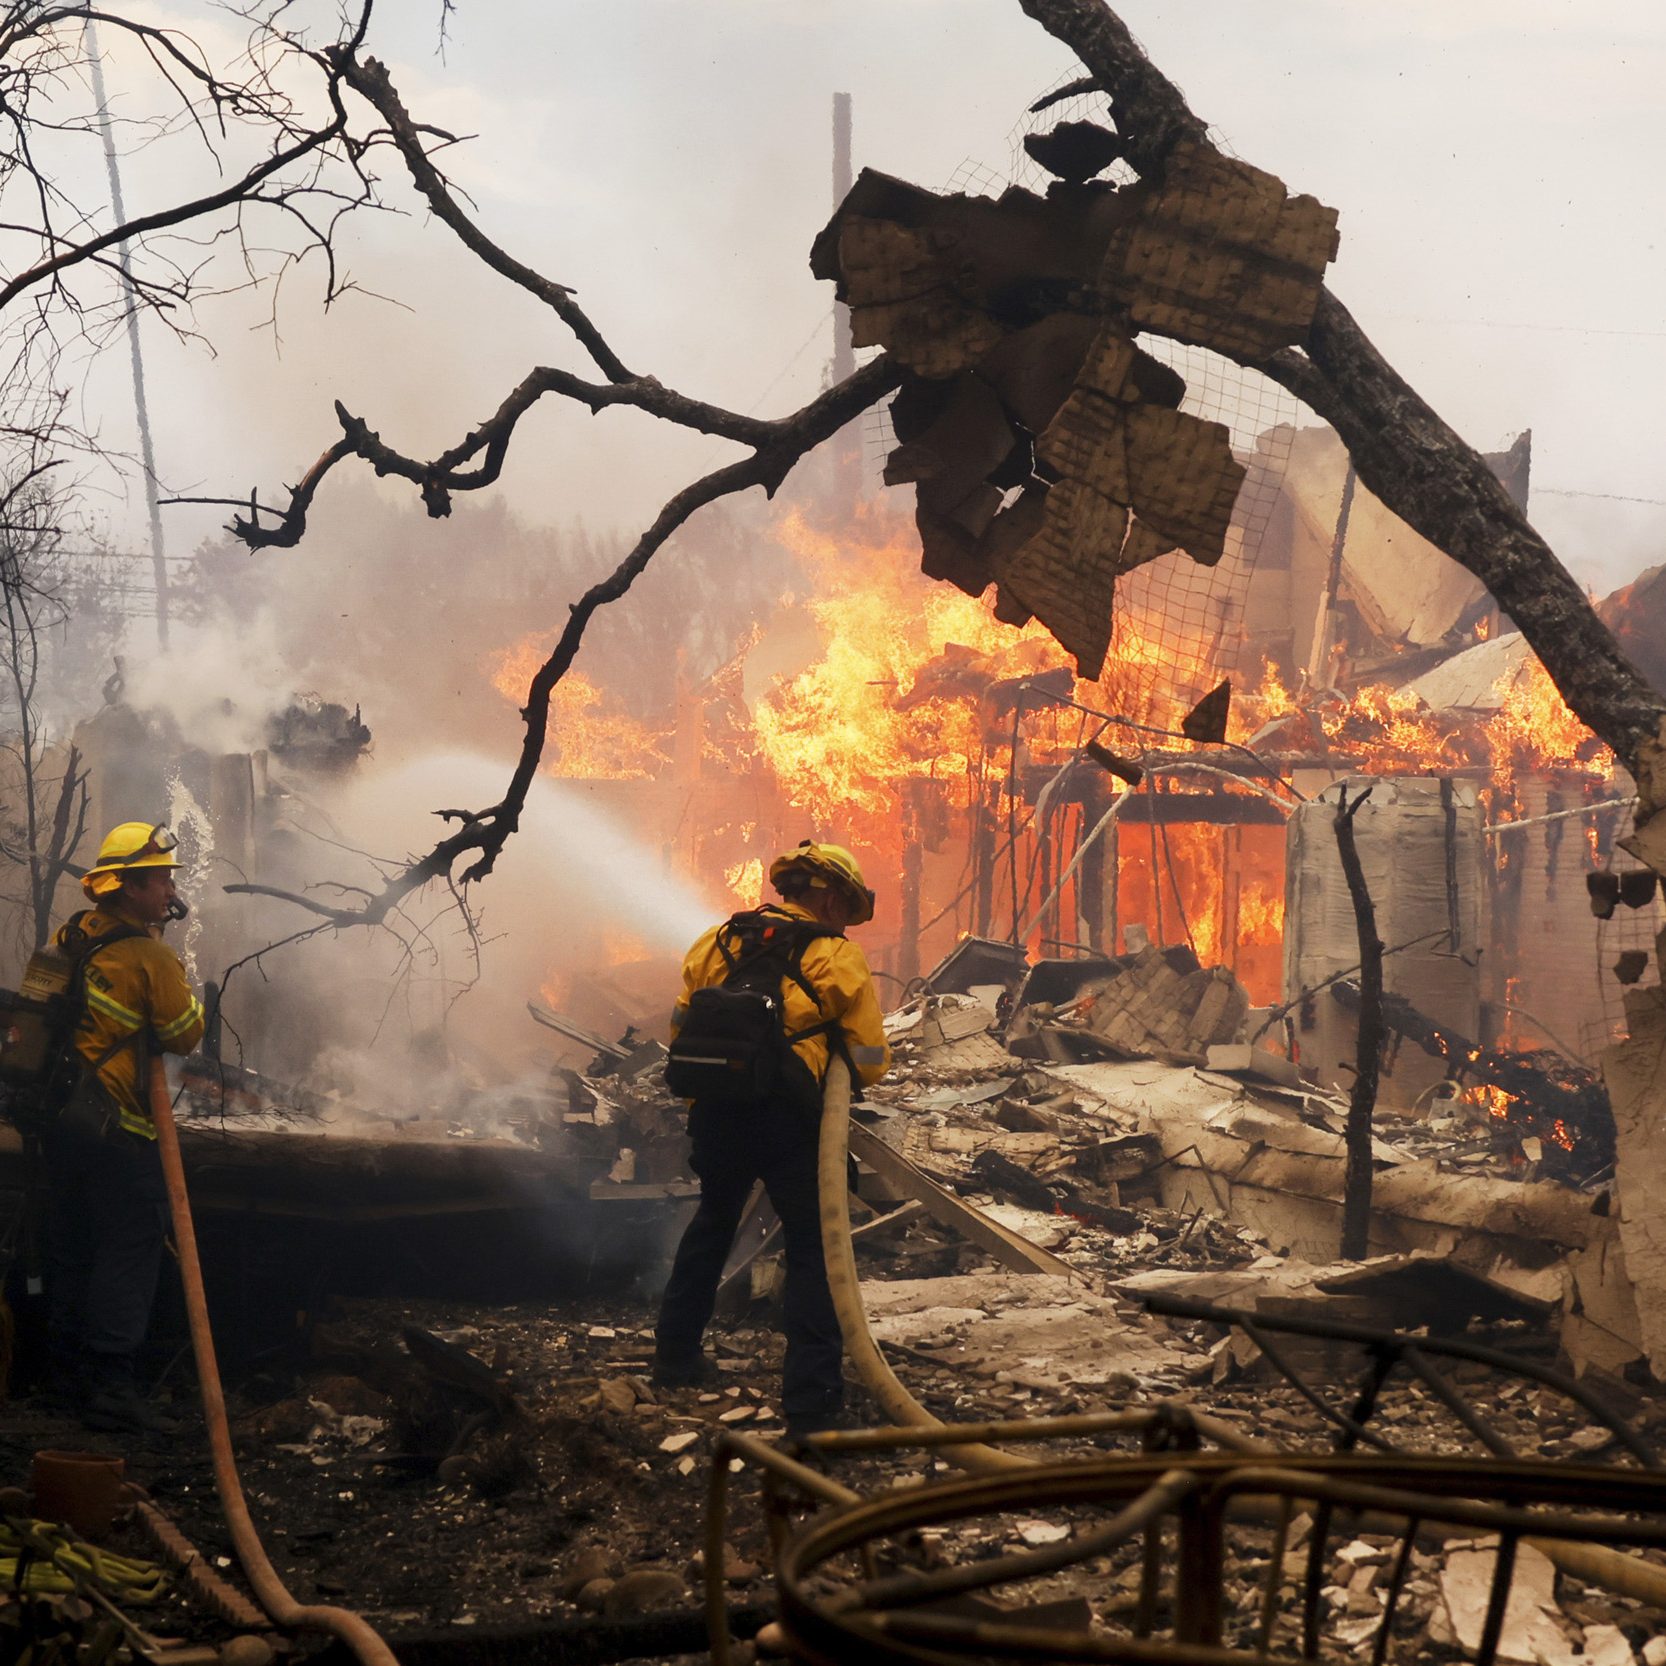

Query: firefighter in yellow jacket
654,841,888,1436
42,821,204,1434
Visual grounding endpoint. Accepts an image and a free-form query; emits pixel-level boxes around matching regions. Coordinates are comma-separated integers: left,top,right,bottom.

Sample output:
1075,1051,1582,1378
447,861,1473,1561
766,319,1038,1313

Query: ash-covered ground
5,1237,1664,1661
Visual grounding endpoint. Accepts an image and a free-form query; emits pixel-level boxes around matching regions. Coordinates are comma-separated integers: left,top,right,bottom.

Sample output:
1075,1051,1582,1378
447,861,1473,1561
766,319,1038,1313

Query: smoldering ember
3,6,1666,1666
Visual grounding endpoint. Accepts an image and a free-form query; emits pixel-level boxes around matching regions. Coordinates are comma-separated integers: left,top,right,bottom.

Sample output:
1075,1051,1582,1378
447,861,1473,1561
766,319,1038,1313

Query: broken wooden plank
849,1123,1077,1278
849,1199,930,1244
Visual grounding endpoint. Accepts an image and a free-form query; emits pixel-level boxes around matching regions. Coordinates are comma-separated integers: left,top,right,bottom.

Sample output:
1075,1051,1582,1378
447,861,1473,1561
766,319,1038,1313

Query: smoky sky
74,1,1666,596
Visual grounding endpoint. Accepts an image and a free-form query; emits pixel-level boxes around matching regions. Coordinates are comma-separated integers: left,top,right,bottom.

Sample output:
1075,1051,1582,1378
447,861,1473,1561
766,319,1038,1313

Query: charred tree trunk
1332,785,1383,1260
36,746,86,950
1017,0,1666,867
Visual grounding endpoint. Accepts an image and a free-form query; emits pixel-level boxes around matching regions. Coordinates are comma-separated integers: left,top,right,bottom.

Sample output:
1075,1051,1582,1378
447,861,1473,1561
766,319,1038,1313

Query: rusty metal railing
702,1311,1666,1666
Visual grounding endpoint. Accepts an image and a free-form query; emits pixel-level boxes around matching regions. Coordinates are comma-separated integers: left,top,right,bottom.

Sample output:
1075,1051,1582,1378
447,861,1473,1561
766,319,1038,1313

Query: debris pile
865,956,1648,1380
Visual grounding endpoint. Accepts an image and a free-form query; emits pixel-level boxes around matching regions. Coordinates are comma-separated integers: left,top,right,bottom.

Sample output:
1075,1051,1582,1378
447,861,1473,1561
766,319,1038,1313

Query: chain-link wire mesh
1012,73,1302,715
861,73,1308,718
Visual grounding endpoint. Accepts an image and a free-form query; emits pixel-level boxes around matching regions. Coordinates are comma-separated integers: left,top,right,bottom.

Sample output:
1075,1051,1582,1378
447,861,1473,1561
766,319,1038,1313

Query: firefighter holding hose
655,840,889,1436
38,821,204,1434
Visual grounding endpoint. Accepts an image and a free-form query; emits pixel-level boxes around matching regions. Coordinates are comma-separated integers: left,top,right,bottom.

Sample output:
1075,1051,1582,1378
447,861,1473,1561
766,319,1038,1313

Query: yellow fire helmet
82,821,181,901
768,840,876,925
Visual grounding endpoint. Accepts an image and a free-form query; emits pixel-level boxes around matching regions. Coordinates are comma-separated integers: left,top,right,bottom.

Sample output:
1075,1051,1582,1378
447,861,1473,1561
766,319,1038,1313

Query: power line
1536,488,1666,508
55,549,201,563
1386,314,1666,341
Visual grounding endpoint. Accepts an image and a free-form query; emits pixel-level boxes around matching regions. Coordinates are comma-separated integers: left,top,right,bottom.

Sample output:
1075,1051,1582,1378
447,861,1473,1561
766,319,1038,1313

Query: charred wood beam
970,1147,1143,1235
1331,785,1382,1261
1017,0,1666,864
1018,778,1286,824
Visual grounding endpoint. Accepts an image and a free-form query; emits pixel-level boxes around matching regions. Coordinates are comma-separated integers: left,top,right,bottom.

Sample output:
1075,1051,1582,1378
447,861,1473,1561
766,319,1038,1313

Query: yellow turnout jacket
59,907,206,1138
673,902,890,1089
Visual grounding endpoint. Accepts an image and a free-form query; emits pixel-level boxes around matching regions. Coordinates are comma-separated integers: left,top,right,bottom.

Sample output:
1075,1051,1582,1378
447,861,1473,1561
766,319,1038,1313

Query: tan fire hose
148,1059,400,1666
818,1056,1028,1472
815,1058,1666,1604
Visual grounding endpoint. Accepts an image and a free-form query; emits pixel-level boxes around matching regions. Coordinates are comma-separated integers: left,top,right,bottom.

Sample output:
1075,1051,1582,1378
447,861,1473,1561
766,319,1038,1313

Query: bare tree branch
1331,783,1382,1261
0,6,366,317
225,353,901,922
340,55,629,382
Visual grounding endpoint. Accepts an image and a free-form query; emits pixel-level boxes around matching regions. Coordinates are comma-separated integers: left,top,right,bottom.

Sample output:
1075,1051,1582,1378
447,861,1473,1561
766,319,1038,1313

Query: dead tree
1331,785,1382,1260
0,464,89,948
205,3,1666,930
0,3,477,942
0,0,423,522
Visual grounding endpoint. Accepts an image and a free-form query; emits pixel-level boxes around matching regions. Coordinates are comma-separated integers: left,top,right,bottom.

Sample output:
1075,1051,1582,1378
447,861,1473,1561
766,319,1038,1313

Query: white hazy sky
79,1,1666,596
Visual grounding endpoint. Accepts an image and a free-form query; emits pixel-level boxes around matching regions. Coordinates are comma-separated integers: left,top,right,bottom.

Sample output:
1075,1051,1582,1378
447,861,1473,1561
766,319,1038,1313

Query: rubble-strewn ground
4,988,1665,1658
6,1254,1665,1659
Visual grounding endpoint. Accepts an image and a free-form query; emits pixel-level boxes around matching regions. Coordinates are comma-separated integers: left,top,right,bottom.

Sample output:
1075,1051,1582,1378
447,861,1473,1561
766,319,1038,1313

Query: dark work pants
42,1114,168,1366
655,1092,843,1420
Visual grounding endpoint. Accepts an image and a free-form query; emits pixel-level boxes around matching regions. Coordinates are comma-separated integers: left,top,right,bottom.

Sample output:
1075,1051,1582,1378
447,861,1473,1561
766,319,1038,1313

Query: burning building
504,421,1656,1131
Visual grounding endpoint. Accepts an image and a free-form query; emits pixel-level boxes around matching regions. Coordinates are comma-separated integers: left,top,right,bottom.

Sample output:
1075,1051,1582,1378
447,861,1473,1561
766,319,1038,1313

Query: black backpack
664,911,842,1108
0,913,148,1132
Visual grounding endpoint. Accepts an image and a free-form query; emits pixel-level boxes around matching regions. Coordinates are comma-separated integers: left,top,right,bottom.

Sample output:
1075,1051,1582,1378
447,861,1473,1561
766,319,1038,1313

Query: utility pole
86,22,170,651
832,92,855,385
831,92,861,515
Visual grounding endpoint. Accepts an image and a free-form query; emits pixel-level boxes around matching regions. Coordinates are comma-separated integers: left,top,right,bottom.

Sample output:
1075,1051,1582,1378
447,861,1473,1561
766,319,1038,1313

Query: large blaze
1236,649,1613,789
491,641,671,780
751,506,1066,829
487,494,1619,1024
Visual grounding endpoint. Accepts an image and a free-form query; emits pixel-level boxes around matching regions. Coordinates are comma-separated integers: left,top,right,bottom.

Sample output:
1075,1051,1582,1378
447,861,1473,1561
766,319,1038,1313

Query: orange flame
1458,1079,1576,1152
724,857,764,908
1238,878,1285,945
1229,644,1612,790
1464,1082,1516,1120
1483,654,1611,791
494,490,1612,1012
752,506,1067,824
491,637,671,779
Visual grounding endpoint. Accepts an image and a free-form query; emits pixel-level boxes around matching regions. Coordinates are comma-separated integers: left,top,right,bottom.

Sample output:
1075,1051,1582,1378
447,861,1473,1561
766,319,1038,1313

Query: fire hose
813,1058,1666,1606
817,1056,1030,1473
148,1059,400,1666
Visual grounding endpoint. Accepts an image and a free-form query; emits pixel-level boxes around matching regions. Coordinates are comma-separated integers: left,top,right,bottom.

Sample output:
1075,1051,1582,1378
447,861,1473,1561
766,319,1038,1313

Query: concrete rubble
6,945,1663,1657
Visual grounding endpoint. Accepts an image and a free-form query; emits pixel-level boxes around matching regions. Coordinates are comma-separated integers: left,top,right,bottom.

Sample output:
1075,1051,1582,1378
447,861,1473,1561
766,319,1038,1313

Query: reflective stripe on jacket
58,908,205,1139
672,901,890,1089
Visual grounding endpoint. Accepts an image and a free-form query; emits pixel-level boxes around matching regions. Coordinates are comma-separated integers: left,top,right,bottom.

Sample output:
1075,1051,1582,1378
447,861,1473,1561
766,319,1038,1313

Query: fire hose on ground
812,1057,1666,1609
147,1059,400,1666
818,1055,1029,1474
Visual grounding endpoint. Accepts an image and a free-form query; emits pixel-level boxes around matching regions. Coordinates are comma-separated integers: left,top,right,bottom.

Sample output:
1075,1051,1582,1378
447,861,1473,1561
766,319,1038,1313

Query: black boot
784,1391,850,1440
81,1354,180,1437
650,1352,720,1390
